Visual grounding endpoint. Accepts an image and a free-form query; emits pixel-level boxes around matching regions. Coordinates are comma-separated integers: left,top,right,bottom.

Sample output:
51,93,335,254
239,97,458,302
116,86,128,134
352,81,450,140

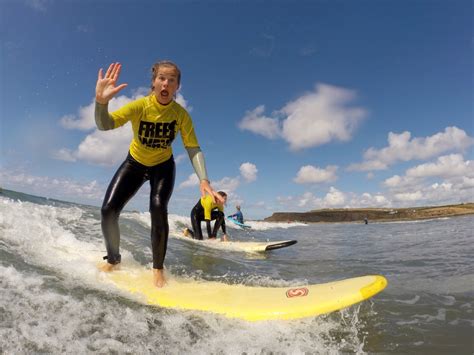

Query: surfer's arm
186,147,209,181
95,102,115,130
185,147,223,204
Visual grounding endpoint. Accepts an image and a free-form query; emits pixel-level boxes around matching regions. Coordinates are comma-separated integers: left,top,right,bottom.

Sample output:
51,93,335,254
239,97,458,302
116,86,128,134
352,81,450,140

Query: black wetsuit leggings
190,203,226,240
101,153,175,269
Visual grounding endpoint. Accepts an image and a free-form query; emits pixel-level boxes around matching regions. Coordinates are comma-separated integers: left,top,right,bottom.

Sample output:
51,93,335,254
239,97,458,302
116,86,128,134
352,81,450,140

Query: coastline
263,203,474,223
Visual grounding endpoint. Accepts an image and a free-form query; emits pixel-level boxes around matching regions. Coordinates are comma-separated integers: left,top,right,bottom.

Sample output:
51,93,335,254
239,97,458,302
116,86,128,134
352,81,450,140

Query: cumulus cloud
240,162,258,182
379,154,474,206
178,162,258,193
277,156,473,211
24,0,51,12
238,83,367,150
174,153,187,165
59,89,147,131
53,126,132,166
178,173,200,189
294,165,338,184
405,154,473,179
0,169,104,201
294,187,347,209
238,105,281,139
212,176,241,192
348,127,473,171
384,154,474,189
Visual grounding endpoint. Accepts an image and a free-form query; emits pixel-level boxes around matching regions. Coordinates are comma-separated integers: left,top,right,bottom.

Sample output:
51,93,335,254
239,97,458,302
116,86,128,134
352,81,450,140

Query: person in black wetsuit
94,61,224,287
184,191,229,241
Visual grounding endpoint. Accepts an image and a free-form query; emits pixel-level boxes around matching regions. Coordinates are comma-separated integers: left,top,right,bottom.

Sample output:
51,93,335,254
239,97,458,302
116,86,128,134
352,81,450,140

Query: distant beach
264,203,474,223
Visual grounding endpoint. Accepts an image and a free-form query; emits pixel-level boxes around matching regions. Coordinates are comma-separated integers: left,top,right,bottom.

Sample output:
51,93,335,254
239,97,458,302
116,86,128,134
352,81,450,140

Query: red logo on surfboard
286,287,309,298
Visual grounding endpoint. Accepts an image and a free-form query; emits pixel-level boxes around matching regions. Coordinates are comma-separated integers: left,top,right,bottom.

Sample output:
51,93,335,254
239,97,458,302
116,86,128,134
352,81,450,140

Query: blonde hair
150,60,181,92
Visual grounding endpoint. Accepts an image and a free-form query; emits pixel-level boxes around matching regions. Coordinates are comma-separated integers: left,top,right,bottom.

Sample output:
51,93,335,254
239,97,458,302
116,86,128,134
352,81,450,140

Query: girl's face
153,66,179,105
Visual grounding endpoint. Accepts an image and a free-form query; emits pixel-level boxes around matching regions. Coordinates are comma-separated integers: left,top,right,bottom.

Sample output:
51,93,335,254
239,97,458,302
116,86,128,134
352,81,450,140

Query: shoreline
263,203,474,224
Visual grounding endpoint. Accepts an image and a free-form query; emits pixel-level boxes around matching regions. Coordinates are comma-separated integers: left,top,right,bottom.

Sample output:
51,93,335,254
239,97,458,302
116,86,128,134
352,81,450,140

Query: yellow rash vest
110,94,199,167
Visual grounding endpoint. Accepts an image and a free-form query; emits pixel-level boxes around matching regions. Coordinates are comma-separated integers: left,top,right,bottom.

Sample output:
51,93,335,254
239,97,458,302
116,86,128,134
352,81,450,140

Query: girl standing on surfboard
94,61,223,287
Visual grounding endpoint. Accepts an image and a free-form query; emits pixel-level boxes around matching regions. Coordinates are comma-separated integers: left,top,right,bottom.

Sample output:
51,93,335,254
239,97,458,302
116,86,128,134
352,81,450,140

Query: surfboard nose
360,275,388,299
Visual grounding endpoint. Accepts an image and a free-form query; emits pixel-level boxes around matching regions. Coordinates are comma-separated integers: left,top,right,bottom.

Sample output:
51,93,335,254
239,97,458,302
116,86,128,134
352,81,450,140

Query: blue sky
1,0,473,219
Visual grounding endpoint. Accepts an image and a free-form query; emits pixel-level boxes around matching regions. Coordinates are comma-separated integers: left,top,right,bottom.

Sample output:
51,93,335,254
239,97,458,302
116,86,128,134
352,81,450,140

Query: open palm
95,62,128,104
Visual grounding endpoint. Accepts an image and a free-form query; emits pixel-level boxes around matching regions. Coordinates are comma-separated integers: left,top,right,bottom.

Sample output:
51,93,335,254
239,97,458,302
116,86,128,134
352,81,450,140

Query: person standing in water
184,191,229,241
95,61,224,287
228,205,244,224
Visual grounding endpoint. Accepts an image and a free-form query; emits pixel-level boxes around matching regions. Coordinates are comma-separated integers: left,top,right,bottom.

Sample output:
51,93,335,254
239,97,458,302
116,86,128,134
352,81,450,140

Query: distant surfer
184,191,229,242
364,217,368,224
94,61,224,288
228,205,244,224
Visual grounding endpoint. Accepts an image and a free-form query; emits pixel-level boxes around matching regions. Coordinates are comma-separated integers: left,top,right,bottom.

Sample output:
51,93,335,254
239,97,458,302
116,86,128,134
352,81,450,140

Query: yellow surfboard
107,268,387,321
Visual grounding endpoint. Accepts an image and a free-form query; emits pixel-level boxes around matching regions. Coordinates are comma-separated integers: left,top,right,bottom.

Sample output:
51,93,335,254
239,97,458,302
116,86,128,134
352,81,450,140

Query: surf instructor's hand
200,180,225,204
96,62,128,104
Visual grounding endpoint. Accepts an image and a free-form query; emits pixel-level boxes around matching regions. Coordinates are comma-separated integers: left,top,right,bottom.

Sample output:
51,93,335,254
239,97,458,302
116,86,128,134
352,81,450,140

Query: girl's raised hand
95,62,128,104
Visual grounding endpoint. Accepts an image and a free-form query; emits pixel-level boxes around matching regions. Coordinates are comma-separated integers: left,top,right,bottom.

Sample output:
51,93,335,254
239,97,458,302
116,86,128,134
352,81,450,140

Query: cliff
263,203,474,223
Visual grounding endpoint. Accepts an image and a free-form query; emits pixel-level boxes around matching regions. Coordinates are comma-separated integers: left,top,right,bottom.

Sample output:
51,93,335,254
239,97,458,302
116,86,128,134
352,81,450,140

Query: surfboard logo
286,287,309,298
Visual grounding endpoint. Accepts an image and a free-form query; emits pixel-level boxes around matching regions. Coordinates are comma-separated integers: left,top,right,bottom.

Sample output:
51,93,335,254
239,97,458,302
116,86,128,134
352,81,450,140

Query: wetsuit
189,195,226,240
228,210,244,224
95,94,208,269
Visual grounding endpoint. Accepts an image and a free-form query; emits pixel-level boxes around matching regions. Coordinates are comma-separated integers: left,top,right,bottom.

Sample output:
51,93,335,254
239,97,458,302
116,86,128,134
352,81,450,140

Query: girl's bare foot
98,262,120,272
153,268,166,288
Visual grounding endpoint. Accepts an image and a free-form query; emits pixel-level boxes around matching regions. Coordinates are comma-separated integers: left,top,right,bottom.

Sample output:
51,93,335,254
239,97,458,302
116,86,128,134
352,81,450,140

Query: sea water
1,189,473,354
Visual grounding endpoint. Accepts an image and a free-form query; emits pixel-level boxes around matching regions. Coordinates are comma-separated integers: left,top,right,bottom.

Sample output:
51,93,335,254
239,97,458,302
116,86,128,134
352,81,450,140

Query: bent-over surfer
184,191,229,241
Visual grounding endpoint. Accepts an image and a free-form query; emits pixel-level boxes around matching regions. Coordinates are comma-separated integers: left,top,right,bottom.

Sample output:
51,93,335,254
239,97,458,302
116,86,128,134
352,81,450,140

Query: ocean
1,189,473,354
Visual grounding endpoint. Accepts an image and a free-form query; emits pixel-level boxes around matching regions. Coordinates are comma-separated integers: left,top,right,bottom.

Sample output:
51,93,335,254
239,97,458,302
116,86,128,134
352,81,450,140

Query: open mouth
160,90,169,97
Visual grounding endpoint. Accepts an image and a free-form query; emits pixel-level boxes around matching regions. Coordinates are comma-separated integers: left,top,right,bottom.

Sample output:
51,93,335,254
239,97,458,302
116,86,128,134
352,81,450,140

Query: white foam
395,295,420,305
122,210,306,232
0,263,363,354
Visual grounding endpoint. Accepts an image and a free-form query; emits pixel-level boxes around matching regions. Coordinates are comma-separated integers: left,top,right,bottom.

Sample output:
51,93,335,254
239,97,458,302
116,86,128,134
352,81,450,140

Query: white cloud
292,187,347,209
348,127,473,171
178,173,200,189
405,154,473,179
379,154,474,205
238,105,281,139
238,84,367,150
324,187,346,206
54,125,132,166
24,0,51,12
175,92,192,112
240,162,258,182
76,24,94,33
350,192,389,207
212,176,241,192
59,91,145,131
0,169,104,202
384,154,474,189
174,153,187,165
393,191,424,202
294,165,338,184
281,84,366,150
178,162,258,200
